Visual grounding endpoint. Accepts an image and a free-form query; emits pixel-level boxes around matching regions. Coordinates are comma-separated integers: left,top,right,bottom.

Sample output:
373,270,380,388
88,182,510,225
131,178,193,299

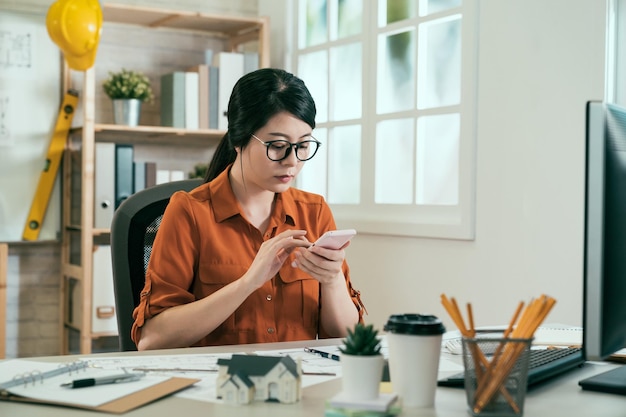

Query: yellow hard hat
46,0,103,71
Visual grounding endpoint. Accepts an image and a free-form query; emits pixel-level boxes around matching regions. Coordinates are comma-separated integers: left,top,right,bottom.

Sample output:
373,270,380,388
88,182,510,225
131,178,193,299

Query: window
293,0,478,239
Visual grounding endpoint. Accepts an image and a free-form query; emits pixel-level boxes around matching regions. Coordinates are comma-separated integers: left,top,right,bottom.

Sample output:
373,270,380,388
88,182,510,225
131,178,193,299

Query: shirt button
266,294,272,301
267,327,275,334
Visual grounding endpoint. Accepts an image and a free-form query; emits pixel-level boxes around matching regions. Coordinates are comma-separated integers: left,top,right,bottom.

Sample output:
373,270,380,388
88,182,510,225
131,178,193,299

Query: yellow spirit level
22,90,78,241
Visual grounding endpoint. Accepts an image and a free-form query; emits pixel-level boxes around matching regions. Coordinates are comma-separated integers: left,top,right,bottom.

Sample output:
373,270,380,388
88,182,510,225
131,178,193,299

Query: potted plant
102,69,154,126
339,323,384,401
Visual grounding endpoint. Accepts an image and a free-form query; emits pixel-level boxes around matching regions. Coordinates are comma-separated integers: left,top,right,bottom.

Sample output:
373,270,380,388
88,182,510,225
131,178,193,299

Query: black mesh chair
110,178,203,351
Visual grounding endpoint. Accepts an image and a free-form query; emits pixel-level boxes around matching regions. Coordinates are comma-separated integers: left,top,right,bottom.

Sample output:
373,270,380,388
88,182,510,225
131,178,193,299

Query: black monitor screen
582,101,626,362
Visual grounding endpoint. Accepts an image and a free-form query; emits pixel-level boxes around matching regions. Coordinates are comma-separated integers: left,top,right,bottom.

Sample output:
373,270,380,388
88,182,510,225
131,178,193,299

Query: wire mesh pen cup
462,334,533,416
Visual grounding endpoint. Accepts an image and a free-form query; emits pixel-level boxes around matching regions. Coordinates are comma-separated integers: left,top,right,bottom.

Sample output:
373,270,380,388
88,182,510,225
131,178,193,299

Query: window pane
298,51,328,124
338,0,362,38
419,0,462,16
330,43,362,120
328,125,361,204
417,16,461,109
301,0,328,48
380,0,417,26
377,29,415,114
375,119,414,204
416,114,459,205
298,128,328,196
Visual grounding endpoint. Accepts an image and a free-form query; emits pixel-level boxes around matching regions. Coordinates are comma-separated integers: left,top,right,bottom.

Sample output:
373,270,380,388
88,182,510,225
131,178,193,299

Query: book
0,358,198,413
188,64,209,129
134,161,146,193
208,65,220,129
160,72,186,128
243,51,259,74
145,162,157,188
170,170,185,181
184,71,199,130
329,392,398,412
156,169,171,185
212,51,244,130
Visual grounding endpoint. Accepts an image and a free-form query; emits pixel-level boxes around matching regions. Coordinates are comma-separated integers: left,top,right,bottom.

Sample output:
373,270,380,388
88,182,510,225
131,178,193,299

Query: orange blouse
131,166,364,347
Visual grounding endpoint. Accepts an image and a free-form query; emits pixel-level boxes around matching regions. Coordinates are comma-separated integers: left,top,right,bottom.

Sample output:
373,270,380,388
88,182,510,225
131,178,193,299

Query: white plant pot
340,354,385,401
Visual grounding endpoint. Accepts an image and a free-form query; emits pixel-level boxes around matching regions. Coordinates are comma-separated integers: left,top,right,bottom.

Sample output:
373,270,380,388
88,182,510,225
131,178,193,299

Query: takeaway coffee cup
384,313,446,408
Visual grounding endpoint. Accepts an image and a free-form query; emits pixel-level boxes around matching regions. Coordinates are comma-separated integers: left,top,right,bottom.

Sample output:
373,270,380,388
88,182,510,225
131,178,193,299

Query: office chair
110,178,203,351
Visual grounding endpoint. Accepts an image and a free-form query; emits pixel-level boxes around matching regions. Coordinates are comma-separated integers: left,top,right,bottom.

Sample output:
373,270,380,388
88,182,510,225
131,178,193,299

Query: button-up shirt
131,166,364,347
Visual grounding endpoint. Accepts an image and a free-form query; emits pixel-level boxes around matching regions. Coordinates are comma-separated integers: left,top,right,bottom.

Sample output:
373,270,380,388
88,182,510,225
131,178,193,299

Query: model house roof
218,354,299,378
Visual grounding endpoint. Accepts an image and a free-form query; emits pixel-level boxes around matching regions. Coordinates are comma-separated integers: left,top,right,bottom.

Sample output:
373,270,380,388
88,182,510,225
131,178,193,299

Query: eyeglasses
251,134,321,162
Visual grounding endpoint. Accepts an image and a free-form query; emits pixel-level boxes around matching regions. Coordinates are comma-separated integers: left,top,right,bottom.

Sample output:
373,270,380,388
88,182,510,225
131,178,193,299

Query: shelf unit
60,3,270,354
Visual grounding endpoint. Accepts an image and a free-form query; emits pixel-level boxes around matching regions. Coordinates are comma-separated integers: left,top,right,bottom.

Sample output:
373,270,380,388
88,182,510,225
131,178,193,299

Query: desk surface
1,338,625,416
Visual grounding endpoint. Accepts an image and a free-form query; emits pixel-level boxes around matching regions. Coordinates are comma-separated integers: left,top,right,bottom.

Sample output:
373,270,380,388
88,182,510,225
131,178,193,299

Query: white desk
1,339,625,416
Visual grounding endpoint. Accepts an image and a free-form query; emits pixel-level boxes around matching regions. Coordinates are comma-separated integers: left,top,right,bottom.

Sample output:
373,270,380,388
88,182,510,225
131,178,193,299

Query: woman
131,68,365,350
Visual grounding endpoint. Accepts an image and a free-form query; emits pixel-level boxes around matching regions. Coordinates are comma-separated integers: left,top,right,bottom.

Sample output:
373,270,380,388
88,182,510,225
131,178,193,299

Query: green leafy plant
339,323,382,356
102,69,154,103
188,163,208,180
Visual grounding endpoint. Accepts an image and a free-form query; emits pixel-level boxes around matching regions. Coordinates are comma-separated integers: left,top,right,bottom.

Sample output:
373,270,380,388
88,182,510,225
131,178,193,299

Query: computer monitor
581,101,626,391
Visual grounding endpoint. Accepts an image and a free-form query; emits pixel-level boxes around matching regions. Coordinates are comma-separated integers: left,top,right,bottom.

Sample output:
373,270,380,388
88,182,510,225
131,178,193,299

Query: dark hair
204,68,317,182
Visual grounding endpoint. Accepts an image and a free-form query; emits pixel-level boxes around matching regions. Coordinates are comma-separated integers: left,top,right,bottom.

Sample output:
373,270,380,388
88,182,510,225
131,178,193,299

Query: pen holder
462,334,533,417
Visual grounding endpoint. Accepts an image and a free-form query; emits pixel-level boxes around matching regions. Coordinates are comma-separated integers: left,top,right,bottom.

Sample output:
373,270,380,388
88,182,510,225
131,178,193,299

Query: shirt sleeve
131,191,200,346
315,200,366,339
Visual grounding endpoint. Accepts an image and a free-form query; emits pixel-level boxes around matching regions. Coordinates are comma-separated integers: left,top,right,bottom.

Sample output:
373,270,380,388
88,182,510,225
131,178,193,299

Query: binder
0,359,198,413
213,52,244,130
94,142,115,229
92,245,117,334
114,144,134,209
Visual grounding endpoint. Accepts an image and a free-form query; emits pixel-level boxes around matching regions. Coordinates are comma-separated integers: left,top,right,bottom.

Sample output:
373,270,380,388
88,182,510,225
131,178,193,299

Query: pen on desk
60,373,144,389
302,371,337,376
304,347,341,362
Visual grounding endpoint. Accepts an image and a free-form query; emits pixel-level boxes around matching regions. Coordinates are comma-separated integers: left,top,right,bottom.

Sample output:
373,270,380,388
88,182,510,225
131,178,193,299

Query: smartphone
311,229,357,250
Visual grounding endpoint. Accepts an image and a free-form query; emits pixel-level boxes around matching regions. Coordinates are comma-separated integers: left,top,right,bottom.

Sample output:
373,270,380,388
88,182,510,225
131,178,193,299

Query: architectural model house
216,354,302,405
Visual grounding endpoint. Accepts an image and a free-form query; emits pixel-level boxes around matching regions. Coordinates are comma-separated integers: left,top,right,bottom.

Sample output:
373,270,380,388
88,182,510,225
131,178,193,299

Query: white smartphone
311,229,357,250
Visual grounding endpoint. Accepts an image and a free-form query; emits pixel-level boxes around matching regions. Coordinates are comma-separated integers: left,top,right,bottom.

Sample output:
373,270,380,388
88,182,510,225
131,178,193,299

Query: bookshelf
60,3,270,354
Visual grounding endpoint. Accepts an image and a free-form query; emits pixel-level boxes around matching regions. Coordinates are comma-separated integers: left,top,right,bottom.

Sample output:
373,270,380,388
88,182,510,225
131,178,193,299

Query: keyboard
438,347,584,388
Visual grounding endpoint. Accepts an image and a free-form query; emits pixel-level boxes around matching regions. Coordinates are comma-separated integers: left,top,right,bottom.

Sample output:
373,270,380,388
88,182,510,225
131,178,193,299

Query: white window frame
287,0,478,240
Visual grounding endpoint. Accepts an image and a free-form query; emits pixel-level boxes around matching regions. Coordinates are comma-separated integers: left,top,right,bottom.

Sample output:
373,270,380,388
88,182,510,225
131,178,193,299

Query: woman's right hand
242,229,310,289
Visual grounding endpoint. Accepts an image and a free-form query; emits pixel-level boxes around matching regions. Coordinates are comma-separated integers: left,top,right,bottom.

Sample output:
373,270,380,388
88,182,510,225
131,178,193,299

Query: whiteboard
0,9,61,242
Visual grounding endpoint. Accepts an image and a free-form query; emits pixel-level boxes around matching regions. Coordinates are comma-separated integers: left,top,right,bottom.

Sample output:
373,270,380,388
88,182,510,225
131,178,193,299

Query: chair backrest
110,178,203,351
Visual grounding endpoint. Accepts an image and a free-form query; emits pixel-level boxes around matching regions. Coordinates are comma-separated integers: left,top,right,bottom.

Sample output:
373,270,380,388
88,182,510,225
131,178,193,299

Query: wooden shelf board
70,124,223,146
103,3,264,37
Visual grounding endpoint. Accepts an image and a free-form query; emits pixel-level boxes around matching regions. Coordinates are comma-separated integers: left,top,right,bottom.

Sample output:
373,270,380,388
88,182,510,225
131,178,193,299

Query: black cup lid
384,313,446,335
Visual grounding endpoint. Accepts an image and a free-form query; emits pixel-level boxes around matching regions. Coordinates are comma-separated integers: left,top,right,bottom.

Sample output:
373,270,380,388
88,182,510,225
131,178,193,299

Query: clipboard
0,359,199,414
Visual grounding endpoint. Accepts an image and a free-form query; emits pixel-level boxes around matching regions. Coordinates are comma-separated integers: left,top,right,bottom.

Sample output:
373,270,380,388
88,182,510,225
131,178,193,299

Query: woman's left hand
292,243,349,285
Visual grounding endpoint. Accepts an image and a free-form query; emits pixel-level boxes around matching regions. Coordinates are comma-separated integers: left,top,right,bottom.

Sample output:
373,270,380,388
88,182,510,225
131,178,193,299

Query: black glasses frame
251,134,322,162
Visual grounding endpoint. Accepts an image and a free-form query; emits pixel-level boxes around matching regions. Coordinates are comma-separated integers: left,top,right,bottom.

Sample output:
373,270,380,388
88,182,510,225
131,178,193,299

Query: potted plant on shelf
338,323,384,401
102,68,154,126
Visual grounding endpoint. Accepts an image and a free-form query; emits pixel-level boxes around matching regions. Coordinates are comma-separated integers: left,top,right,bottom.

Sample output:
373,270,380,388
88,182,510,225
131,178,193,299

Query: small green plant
102,69,154,103
188,163,208,180
339,323,382,356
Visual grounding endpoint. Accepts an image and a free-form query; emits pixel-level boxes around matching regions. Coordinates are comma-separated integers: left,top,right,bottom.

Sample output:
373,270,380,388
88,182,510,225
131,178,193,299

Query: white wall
345,1,606,331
